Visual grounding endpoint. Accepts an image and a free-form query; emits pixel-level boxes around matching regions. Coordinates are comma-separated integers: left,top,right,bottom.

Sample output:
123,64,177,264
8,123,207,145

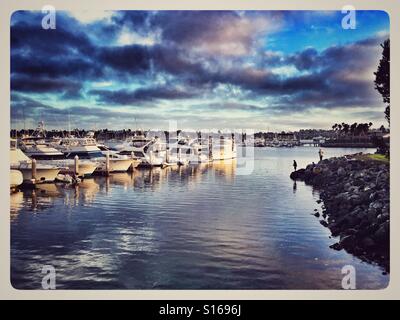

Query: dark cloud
11,54,102,79
152,11,238,45
10,10,389,129
11,17,94,57
11,94,135,123
10,94,179,129
90,86,198,105
150,44,206,78
151,11,278,57
97,45,151,74
11,75,82,96
193,102,264,112
287,48,319,70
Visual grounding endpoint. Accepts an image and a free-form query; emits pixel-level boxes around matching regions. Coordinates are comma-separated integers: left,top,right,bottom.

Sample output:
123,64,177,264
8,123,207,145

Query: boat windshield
133,151,145,158
98,145,109,151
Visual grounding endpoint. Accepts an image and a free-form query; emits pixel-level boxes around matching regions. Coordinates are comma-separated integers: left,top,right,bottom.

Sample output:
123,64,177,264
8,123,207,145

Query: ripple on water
11,147,388,289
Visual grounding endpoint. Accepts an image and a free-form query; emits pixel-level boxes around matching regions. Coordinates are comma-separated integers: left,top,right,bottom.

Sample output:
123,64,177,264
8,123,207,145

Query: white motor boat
116,134,166,167
164,136,207,165
19,122,65,160
53,136,136,173
96,144,141,172
39,159,98,177
10,139,61,183
187,139,210,163
210,136,237,161
20,139,65,160
19,140,97,177
52,136,104,159
95,153,138,173
167,137,210,164
10,169,23,189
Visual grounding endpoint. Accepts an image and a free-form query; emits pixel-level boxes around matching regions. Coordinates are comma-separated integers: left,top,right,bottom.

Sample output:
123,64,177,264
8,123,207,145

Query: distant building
276,132,297,142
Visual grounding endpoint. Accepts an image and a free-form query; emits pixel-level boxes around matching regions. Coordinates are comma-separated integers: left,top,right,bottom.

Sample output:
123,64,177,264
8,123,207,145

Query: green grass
356,153,390,164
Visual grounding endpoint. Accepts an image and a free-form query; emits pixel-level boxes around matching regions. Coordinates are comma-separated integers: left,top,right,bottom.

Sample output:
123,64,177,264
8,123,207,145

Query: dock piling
105,151,110,175
129,151,135,172
166,146,170,163
31,159,37,181
74,155,79,176
220,135,224,158
208,136,213,162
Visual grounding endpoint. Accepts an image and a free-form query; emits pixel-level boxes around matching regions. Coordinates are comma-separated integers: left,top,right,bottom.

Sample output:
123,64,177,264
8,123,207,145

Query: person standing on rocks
318,149,324,162
293,160,297,171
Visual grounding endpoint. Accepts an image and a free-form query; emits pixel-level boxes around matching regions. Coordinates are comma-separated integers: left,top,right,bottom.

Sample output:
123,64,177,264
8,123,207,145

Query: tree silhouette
374,39,390,124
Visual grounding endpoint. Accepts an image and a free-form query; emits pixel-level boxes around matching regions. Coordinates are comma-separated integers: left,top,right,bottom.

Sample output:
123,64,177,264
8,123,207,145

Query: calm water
11,147,389,289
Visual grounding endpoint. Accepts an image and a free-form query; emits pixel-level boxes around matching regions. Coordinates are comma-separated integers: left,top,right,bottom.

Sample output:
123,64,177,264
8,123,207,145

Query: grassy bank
355,153,389,164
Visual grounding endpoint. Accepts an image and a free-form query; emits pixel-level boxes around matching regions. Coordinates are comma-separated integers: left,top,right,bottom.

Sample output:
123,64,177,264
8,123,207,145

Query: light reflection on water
11,147,389,289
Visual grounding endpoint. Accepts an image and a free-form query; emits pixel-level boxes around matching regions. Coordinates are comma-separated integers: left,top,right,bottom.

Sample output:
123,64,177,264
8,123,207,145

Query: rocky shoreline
290,153,389,273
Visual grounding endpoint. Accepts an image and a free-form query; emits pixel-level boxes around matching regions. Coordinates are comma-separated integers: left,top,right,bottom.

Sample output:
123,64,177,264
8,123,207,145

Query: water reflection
11,148,388,289
10,191,23,221
11,161,237,212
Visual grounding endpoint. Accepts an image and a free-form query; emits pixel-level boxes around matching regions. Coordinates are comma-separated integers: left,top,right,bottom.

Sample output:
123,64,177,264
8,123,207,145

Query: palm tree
343,123,350,135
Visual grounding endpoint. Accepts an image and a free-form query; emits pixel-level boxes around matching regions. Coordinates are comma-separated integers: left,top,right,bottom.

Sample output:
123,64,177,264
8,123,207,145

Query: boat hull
10,170,23,188
39,160,98,177
129,159,141,170
65,161,97,176
211,145,237,160
96,158,133,173
12,165,60,183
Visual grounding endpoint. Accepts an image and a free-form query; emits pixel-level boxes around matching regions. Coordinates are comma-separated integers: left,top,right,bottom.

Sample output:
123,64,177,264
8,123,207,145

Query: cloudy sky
11,10,389,131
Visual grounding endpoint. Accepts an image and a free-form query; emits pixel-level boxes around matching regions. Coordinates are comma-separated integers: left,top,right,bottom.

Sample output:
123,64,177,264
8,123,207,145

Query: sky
10,10,390,131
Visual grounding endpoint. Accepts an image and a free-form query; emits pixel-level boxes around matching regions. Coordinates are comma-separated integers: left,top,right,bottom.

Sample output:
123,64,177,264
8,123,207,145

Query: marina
10,124,239,189
10,146,388,289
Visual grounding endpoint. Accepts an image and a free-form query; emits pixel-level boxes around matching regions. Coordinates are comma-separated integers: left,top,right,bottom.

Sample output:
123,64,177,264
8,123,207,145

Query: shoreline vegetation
290,153,389,273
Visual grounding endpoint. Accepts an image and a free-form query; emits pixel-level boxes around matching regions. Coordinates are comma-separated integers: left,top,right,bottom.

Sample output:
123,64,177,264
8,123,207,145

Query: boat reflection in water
96,160,236,193
11,184,62,216
11,161,237,213
10,191,24,221
11,147,389,289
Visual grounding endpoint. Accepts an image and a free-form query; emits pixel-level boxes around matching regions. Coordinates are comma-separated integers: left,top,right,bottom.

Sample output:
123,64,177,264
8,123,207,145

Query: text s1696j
159,304,241,317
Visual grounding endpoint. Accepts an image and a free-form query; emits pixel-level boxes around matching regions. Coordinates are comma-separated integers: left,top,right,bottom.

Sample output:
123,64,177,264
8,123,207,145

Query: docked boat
39,159,98,177
95,153,138,173
19,139,94,175
10,169,23,189
52,136,104,159
97,143,141,172
19,122,65,160
10,139,61,183
210,136,237,161
20,139,65,160
162,136,189,166
187,139,210,163
115,134,166,167
52,136,136,173
166,137,208,165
